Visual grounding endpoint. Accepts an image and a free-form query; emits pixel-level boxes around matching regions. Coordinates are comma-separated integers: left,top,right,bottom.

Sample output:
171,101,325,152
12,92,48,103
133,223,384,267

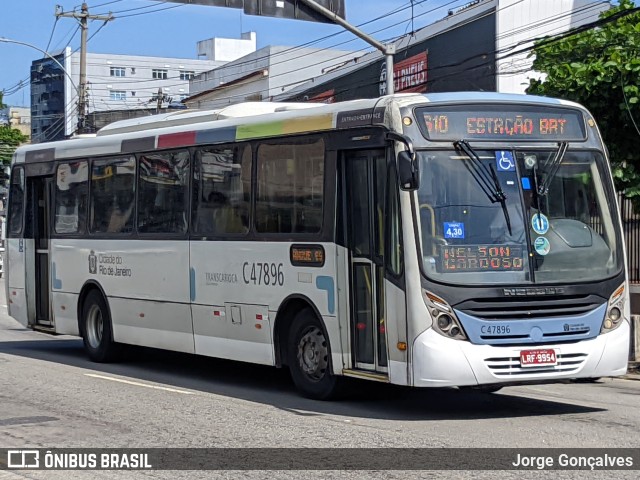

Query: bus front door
28,176,53,327
343,149,390,374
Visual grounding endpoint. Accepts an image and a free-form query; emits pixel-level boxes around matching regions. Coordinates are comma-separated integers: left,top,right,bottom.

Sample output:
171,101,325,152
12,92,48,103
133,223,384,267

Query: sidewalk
624,361,640,381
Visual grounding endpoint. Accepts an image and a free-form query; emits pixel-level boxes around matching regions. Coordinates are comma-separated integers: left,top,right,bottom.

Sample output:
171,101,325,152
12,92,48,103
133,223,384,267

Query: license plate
520,349,557,367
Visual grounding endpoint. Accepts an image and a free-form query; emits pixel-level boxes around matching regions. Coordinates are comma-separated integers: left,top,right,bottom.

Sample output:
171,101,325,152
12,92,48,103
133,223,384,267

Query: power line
72,2,613,114
56,3,115,133
4,0,454,108
22,0,631,142
4,0,437,103
112,2,184,18
274,3,634,103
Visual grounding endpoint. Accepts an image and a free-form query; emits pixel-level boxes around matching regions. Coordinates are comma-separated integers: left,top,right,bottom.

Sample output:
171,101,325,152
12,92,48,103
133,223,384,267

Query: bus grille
455,295,605,320
484,353,588,376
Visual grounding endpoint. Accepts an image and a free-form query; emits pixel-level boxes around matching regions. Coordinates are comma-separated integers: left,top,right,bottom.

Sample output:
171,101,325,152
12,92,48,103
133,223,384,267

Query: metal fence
619,194,640,284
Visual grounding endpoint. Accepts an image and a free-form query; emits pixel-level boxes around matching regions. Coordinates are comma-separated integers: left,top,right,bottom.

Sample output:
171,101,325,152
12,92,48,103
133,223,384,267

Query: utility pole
56,3,113,134
299,0,396,95
156,88,163,114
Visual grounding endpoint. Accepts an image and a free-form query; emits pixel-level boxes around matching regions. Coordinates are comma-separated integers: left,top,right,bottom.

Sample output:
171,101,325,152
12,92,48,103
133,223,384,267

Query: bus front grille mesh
455,295,605,320
484,353,588,376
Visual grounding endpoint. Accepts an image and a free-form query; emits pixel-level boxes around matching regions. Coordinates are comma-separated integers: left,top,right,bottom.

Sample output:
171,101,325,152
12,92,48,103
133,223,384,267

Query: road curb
623,361,640,380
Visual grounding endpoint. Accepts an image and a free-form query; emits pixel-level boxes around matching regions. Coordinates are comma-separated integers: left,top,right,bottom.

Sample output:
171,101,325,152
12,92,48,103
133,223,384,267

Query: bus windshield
417,148,622,285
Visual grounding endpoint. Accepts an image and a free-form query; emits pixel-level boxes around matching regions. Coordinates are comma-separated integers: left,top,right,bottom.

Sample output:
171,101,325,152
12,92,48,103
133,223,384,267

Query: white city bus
5,93,630,399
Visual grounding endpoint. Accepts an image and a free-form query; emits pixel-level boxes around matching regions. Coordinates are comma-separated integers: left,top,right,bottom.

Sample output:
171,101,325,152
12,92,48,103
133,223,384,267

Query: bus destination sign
440,245,525,273
290,245,325,267
416,105,586,141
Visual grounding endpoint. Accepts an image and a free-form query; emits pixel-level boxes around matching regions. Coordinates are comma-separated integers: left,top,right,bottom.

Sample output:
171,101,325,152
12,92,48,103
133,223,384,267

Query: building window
110,67,125,77
110,90,126,101
179,70,195,80
152,69,168,80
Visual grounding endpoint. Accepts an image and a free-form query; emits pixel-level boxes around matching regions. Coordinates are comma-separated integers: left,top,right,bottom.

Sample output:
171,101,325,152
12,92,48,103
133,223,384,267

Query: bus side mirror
398,150,419,190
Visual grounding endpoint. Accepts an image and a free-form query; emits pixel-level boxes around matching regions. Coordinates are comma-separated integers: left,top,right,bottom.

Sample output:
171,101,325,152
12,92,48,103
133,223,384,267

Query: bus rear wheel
288,309,341,400
81,290,121,363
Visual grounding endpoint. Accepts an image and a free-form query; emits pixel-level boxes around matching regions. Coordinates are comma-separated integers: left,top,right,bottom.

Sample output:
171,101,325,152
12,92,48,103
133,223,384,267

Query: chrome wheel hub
297,326,328,381
86,305,103,349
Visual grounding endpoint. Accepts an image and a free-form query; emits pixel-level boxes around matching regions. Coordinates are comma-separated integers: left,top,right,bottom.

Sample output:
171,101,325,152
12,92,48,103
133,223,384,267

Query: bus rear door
25,168,55,328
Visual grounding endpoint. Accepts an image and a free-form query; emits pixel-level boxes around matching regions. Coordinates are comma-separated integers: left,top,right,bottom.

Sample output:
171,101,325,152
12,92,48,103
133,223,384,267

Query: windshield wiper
454,140,512,236
538,141,569,195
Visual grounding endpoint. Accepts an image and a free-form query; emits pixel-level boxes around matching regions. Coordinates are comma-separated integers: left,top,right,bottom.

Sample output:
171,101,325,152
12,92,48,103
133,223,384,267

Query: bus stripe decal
282,114,333,134
195,127,236,144
121,136,156,153
189,268,196,302
235,115,334,140
158,131,196,148
25,148,56,163
316,276,335,315
51,263,62,290
236,122,282,140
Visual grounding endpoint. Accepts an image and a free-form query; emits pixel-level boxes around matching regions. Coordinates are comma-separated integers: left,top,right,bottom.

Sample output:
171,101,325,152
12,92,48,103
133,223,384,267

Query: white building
184,45,360,110
197,31,257,62
495,0,608,93
0,107,30,140
31,33,258,142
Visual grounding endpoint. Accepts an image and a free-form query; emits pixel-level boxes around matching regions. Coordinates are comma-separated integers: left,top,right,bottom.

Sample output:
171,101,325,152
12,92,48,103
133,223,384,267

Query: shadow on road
0,336,606,421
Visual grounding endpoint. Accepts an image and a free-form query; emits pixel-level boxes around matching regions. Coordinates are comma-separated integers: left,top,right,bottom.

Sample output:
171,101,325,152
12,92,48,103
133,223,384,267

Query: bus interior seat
214,204,246,234
195,206,217,234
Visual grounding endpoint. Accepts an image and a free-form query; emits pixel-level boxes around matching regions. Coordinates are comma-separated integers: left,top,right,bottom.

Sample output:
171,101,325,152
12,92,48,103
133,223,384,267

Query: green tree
0,125,28,164
527,0,640,199
0,91,28,167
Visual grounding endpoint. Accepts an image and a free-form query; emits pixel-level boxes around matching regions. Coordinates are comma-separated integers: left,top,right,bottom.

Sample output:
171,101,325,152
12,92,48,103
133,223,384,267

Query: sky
0,0,461,107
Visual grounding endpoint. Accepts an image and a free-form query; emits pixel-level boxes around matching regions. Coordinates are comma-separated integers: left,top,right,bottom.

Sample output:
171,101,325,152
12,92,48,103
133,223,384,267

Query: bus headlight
601,283,626,334
424,291,468,341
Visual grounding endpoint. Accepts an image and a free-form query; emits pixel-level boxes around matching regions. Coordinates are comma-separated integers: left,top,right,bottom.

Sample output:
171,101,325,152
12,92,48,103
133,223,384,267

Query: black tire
81,290,121,362
287,309,341,400
573,377,602,383
461,385,504,394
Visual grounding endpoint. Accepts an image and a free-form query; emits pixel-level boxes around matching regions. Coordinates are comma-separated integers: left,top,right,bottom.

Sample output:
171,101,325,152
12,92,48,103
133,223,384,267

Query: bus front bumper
411,321,630,387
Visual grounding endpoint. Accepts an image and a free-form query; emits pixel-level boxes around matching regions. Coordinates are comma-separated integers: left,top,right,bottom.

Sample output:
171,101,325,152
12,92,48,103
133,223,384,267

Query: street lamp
0,37,81,140
0,37,79,95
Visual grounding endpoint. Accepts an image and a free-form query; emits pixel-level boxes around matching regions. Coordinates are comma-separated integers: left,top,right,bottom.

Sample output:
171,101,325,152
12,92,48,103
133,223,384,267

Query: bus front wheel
287,309,341,400
460,385,504,394
81,290,121,363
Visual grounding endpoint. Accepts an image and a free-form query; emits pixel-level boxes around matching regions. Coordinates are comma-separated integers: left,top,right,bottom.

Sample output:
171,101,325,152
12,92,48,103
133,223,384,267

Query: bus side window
7,166,25,236
256,138,324,235
55,161,88,234
107,191,135,233
138,150,189,234
90,156,136,234
193,145,250,235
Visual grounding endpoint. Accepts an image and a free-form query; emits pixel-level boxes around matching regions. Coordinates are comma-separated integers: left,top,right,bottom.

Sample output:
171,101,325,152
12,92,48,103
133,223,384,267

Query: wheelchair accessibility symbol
531,213,549,235
496,151,515,171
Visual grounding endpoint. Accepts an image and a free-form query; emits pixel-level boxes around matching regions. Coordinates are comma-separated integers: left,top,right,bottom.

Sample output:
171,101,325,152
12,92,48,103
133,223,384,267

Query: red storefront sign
393,51,428,93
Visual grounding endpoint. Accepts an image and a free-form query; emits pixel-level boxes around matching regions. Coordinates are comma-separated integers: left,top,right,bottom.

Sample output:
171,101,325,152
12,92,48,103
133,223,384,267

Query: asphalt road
0,278,638,479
